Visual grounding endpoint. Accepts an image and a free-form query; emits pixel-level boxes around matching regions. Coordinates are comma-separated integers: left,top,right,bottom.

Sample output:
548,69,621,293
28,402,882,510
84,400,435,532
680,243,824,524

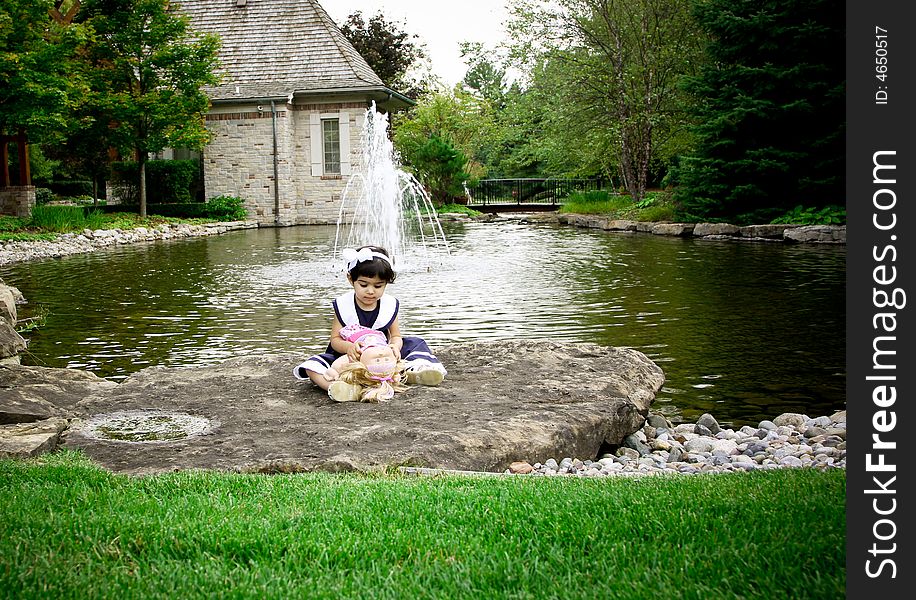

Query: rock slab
54,340,665,475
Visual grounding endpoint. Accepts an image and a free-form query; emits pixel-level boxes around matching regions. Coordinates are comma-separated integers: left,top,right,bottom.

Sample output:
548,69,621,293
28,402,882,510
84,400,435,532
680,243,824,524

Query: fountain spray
333,103,450,271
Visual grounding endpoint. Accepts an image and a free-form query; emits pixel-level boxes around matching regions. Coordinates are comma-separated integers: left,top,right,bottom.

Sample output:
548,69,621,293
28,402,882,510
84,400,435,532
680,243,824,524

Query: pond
2,220,846,428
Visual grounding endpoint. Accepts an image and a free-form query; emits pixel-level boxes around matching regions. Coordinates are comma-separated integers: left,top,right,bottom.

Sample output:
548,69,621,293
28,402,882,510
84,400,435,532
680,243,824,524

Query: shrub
45,180,93,198
205,195,248,221
770,205,846,225
34,188,55,205
148,203,209,218
436,203,483,217
637,205,678,222
0,216,28,232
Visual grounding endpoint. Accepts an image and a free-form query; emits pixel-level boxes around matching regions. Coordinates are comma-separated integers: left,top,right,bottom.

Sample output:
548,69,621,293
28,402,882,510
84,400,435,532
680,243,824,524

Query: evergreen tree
392,89,494,184
675,0,844,222
409,135,471,206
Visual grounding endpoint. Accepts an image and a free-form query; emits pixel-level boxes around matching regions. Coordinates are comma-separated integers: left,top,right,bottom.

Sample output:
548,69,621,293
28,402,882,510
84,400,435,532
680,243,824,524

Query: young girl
293,245,447,402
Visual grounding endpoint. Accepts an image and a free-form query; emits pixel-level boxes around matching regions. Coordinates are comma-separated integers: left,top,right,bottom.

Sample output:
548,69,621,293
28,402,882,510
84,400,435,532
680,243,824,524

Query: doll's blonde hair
337,359,408,402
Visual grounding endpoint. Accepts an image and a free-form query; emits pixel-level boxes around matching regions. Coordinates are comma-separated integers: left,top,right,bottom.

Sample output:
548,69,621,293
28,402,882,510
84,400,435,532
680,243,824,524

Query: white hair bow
341,247,391,271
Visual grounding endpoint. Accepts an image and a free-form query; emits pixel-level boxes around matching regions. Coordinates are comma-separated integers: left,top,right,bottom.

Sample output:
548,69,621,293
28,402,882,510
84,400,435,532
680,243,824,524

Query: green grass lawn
1,451,845,599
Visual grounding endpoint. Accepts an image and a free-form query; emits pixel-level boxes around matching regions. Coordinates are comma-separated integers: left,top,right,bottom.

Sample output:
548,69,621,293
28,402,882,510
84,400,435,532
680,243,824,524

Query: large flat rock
1,364,117,424
43,341,665,475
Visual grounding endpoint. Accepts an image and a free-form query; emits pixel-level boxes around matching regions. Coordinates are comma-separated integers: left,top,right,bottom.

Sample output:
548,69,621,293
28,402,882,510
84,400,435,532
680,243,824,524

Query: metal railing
465,178,605,207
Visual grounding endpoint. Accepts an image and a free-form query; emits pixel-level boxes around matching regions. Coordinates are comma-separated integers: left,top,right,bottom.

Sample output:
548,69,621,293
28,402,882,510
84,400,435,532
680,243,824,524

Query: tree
508,0,703,200
339,11,428,99
1,0,90,184
408,135,471,205
42,106,119,201
460,42,510,108
393,89,495,184
78,0,219,217
482,57,602,179
674,0,845,222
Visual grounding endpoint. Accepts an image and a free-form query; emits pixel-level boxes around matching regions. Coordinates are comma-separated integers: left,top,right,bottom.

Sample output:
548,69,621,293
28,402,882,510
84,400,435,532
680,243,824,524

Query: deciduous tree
508,0,703,200
1,0,90,184
78,0,219,217
339,11,429,99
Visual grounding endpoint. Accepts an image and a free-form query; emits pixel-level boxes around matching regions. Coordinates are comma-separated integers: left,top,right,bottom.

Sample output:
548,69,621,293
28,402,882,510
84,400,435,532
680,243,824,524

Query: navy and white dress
293,291,446,381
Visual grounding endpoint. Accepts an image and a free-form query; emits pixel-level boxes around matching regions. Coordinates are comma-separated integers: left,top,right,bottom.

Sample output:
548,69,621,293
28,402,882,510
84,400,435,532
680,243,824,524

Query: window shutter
309,112,323,176
339,112,351,176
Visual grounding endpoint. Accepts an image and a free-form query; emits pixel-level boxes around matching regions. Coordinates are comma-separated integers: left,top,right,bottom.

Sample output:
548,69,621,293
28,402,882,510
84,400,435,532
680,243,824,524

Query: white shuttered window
309,111,351,176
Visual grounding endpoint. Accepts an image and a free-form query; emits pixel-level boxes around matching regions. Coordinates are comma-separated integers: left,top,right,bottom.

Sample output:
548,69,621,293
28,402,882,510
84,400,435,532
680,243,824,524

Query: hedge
86,203,209,218
109,160,202,204
35,180,94,198
85,196,247,221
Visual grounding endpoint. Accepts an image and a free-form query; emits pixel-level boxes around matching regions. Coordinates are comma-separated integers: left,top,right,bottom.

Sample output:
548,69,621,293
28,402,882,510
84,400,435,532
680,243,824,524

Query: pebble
503,410,846,478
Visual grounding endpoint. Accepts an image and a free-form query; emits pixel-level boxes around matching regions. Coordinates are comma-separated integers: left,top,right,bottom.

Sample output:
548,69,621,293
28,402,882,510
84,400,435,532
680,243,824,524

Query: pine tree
675,0,844,222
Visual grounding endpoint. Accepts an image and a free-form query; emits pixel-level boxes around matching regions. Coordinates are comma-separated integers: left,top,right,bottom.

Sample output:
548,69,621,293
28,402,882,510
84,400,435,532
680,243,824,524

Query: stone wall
554,214,846,244
203,101,369,226
0,186,36,218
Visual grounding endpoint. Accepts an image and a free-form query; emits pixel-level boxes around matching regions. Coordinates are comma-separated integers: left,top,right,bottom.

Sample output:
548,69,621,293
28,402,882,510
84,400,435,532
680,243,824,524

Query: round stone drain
82,409,216,443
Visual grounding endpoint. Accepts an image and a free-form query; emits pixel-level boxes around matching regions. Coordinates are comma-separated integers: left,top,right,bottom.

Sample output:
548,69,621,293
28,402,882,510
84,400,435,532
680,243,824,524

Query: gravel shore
498,410,846,477
0,221,258,267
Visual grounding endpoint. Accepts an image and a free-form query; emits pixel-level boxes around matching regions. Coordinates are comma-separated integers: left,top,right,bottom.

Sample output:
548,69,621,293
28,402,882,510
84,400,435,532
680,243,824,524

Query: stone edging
436,211,845,244
0,220,259,267
2,214,845,269
554,214,845,244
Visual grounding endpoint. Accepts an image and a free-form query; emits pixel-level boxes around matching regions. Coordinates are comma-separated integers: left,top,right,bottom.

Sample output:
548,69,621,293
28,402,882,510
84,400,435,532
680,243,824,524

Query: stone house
175,0,412,225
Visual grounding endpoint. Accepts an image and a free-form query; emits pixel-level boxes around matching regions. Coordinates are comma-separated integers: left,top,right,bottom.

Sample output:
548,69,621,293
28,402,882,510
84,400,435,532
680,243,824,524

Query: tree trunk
139,152,147,219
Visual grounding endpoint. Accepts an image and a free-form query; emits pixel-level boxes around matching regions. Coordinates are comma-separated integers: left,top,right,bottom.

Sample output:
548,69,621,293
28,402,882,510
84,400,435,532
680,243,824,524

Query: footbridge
464,178,605,213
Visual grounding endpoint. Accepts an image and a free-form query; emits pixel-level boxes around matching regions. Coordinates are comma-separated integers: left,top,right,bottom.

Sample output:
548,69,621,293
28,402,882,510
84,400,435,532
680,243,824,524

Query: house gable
173,0,411,226
175,0,407,106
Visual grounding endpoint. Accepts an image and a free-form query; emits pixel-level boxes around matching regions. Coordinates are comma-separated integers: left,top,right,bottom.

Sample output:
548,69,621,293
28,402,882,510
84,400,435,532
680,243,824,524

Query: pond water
2,220,846,428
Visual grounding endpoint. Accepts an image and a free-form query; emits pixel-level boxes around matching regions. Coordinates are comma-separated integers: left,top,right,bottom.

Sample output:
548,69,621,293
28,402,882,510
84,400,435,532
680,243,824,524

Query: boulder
784,225,846,244
0,284,18,324
0,322,26,361
56,340,665,475
604,220,638,232
739,224,797,239
693,223,740,237
651,223,695,237
1,364,117,424
0,417,70,458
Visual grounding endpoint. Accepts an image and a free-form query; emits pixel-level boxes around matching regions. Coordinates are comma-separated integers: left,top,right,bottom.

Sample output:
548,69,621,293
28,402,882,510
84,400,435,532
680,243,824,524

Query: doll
323,324,391,382
329,344,408,403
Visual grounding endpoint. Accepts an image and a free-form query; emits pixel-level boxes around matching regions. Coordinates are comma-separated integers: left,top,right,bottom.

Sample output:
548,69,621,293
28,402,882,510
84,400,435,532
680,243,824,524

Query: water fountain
332,103,450,271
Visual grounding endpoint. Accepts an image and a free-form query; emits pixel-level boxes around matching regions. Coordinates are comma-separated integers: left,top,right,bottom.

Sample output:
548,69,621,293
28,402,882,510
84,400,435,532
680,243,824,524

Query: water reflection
2,221,845,428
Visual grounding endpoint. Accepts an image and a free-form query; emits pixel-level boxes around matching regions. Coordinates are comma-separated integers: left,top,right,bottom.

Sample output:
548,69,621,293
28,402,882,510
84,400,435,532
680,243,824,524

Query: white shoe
405,365,445,386
328,381,361,402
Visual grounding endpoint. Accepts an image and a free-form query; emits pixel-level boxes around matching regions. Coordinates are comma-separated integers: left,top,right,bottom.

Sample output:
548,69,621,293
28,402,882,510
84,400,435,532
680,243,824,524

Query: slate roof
175,0,400,103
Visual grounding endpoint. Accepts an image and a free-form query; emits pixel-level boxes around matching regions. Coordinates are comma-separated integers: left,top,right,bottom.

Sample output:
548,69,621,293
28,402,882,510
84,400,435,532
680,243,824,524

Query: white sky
322,1,513,87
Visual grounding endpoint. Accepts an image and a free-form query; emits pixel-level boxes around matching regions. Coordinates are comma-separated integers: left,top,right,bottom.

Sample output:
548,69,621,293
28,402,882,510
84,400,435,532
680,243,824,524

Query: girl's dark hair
348,245,397,283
